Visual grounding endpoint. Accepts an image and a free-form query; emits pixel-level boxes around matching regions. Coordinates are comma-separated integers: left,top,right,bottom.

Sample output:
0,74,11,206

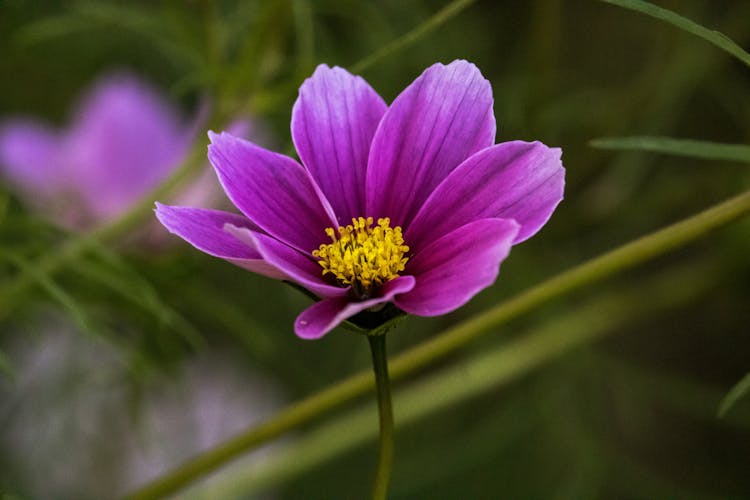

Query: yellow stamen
312,217,409,290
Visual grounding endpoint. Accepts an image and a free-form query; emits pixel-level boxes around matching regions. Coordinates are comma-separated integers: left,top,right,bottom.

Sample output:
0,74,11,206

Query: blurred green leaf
14,15,95,45
0,192,8,224
0,349,14,380
590,136,750,163
0,250,94,336
599,0,750,68
15,1,205,78
292,0,315,78
70,251,204,350
718,371,750,418
350,0,478,73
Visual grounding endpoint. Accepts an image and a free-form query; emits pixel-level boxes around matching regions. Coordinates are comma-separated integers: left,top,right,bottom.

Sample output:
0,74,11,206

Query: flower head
157,60,565,339
0,72,238,230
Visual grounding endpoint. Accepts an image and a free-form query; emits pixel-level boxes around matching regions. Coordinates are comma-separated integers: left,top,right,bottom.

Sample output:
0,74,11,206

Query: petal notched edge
407,141,565,248
366,59,495,228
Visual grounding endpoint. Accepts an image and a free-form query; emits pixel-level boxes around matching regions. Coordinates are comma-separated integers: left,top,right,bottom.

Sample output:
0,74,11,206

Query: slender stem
125,188,750,499
598,0,750,69
350,0,477,74
368,333,394,500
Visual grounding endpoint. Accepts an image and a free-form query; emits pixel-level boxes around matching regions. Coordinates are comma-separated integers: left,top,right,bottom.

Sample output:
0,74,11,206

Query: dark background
1,1,749,498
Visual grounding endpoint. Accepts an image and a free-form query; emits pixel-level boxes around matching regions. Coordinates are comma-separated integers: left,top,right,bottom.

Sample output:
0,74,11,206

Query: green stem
350,0,477,74
125,188,750,499
192,259,716,498
368,333,394,500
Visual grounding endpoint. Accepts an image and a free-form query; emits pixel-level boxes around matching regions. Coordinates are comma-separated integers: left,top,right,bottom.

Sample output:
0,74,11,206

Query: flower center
313,217,409,292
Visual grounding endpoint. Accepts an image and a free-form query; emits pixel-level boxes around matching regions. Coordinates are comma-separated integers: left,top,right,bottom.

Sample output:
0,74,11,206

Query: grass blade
718,371,750,418
0,251,93,336
590,136,750,163
351,0,477,73
598,0,750,68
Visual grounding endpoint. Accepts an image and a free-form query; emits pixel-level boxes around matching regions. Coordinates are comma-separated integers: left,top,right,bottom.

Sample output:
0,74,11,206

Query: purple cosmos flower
156,60,564,339
0,72,248,230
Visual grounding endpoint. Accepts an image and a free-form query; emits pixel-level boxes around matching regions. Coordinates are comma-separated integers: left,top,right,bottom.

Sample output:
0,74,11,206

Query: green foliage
718,371,750,418
591,136,750,163
599,0,750,68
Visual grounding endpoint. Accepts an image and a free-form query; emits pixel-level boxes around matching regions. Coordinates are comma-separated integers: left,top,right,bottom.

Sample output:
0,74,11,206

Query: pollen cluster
313,217,409,289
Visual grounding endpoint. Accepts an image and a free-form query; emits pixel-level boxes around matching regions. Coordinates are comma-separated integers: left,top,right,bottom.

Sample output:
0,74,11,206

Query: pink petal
294,276,416,339
155,203,284,279
366,60,495,228
407,141,564,249
224,224,348,299
292,64,387,223
208,131,337,254
395,218,518,316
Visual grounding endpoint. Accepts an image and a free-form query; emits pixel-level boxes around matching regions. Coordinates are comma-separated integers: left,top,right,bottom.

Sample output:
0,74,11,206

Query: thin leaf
77,238,204,348
0,250,94,336
70,256,204,349
14,15,94,45
350,0,478,74
15,2,202,70
598,0,750,68
590,136,750,163
718,371,750,418
76,1,204,68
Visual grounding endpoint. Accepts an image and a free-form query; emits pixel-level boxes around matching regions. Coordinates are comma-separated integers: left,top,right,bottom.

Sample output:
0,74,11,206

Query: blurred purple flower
157,60,565,339
0,72,248,230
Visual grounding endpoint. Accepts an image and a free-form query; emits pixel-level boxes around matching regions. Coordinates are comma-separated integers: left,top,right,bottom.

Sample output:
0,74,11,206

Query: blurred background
1,0,750,498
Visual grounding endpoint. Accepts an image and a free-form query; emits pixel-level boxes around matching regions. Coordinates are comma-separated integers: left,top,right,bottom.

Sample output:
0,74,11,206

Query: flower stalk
124,187,750,500
368,332,394,500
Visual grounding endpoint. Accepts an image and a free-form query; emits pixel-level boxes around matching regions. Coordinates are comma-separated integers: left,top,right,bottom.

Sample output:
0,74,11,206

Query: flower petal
208,131,337,254
154,203,284,279
407,141,564,249
292,64,387,223
366,60,495,228
224,224,347,299
0,119,65,195
294,276,416,339
395,218,518,316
